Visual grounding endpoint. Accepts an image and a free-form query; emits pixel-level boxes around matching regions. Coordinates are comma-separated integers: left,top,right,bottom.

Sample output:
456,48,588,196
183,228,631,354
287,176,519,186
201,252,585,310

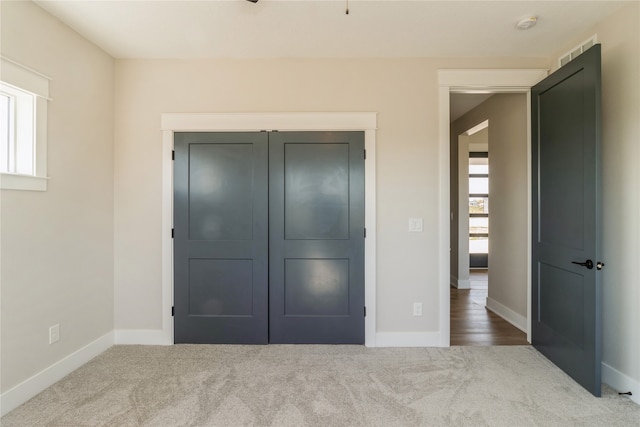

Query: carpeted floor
2,345,639,426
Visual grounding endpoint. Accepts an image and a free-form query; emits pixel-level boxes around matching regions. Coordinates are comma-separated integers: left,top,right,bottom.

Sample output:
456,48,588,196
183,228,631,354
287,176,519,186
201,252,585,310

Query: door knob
572,259,594,269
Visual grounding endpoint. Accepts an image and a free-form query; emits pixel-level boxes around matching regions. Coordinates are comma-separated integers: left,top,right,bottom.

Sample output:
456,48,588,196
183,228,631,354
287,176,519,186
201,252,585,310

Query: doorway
448,92,529,346
173,131,365,344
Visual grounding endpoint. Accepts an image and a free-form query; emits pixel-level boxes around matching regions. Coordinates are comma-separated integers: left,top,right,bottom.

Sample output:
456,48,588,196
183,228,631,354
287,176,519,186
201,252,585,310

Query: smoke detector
516,16,538,30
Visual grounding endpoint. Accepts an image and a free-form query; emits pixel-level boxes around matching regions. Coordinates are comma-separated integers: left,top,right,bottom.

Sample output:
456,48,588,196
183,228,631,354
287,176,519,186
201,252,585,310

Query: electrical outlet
413,302,423,316
49,324,60,344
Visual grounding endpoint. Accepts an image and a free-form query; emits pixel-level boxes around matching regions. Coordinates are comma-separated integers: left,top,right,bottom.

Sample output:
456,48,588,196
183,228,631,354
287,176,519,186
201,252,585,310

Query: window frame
0,57,50,191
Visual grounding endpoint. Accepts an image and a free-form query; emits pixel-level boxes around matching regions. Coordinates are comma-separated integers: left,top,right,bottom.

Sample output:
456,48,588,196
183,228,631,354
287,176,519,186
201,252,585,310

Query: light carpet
2,345,639,426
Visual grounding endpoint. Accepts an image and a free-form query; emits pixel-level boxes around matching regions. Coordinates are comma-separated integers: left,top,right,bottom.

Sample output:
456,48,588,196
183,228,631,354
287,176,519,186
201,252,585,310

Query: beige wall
551,2,640,385
450,94,529,319
113,57,548,335
3,0,637,405
0,1,114,392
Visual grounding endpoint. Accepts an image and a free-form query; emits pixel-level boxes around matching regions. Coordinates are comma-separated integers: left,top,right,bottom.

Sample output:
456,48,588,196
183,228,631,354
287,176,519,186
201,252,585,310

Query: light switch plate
408,218,423,232
413,302,423,316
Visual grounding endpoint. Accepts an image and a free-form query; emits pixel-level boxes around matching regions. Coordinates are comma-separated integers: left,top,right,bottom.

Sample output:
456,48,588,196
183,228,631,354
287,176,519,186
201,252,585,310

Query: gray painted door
174,131,365,344
269,132,365,343
174,132,269,344
532,45,602,396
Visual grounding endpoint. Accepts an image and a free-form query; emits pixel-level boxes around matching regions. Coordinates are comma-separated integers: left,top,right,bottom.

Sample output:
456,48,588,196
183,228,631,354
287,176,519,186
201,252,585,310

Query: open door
532,45,602,396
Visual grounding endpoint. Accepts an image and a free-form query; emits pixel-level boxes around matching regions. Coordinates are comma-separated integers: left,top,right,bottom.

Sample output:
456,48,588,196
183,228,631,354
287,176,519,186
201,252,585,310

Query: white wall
0,1,114,393
451,94,529,323
113,57,548,339
551,2,640,394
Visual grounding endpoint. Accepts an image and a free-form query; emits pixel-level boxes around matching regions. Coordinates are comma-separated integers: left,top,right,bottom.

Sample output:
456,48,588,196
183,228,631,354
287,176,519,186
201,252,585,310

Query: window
0,57,50,191
1,83,35,175
469,152,488,268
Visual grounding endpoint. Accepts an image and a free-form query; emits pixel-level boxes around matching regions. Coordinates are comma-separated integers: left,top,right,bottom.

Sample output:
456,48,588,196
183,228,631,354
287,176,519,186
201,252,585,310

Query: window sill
1,173,48,191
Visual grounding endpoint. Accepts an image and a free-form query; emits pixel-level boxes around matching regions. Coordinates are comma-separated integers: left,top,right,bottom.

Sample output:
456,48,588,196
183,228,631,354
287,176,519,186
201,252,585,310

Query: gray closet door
174,132,269,344
532,45,602,396
268,132,365,344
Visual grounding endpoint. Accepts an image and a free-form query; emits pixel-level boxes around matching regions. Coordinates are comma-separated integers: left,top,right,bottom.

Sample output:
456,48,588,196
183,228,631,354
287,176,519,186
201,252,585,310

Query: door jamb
160,113,378,346
438,69,548,344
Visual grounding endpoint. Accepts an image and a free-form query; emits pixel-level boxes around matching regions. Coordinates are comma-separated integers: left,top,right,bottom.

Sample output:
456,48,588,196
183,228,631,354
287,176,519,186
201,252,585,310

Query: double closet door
173,131,365,344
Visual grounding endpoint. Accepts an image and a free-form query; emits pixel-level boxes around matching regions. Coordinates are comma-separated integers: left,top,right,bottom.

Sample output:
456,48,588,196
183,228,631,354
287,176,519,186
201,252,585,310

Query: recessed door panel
284,258,350,316
284,144,349,240
538,263,584,349
189,144,254,241
539,70,585,251
188,259,253,316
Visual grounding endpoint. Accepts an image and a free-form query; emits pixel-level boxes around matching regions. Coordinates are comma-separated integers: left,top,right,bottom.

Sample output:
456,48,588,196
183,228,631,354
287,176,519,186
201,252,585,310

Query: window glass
469,157,488,174
0,93,12,173
0,84,35,175
469,164,488,174
469,197,489,214
469,236,489,254
469,177,488,194
469,217,488,234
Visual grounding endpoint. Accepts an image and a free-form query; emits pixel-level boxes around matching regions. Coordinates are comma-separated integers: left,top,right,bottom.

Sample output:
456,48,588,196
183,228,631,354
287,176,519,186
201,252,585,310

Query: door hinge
172,150,175,160
364,306,367,317
171,228,174,238
172,306,175,317
364,228,367,238
364,149,367,160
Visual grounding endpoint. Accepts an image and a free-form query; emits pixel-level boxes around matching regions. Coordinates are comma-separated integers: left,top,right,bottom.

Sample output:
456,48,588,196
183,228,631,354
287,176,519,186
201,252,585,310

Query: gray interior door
174,131,365,344
174,132,269,344
532,45,602,396
269,132,365,343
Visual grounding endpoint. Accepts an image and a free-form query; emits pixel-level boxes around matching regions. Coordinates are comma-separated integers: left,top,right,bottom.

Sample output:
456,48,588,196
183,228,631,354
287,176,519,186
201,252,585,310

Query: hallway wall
450,94,529,327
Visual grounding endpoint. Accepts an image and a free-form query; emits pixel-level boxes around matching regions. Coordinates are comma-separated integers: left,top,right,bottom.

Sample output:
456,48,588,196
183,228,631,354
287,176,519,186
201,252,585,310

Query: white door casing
439,69,548,345
158,113,378,346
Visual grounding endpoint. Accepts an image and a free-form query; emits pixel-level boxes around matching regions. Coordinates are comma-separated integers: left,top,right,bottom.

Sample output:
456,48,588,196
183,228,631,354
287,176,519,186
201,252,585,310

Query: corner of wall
0,332,114,417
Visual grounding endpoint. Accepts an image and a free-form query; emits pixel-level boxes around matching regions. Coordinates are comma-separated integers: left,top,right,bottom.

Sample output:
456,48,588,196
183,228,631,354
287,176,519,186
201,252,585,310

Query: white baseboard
485,297,527,333
0,331,114,417
602,362,640,405
114,329,172,345
452,279,470,289
450,275,471,290
376,332,443,347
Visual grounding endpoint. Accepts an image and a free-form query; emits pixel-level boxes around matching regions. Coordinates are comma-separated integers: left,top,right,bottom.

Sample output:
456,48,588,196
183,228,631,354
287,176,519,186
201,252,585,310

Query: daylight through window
0,57,50,191
0,83,35,175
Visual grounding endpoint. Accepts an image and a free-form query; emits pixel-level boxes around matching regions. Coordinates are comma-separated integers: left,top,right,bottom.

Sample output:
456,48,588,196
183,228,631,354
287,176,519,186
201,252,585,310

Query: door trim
438,69,548,345
160,113,378,346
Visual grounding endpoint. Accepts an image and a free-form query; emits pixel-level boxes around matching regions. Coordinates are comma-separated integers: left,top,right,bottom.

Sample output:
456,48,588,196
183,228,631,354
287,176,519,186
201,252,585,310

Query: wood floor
450,269,529,346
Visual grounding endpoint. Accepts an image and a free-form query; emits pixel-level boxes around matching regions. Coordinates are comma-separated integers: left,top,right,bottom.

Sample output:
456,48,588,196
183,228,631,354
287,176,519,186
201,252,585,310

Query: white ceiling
33,0,628,59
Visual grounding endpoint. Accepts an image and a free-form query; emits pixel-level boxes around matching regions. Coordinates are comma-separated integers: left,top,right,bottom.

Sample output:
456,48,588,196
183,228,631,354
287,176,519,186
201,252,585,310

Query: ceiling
33,0,628,60
30,0,628,122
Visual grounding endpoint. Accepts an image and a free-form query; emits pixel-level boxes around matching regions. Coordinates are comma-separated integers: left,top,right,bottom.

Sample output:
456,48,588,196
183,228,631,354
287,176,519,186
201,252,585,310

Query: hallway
450,270,529,346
